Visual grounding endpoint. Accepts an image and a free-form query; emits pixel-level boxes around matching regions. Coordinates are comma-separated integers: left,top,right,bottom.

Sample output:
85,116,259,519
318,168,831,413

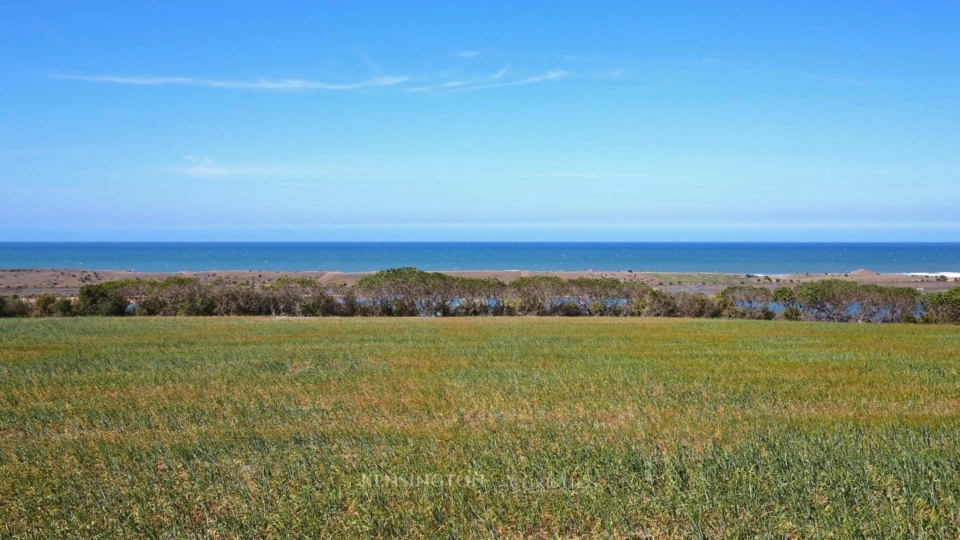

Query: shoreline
2,267,957,296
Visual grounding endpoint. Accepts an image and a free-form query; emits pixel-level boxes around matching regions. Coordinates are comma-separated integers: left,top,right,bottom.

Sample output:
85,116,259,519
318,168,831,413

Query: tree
921,287,960,324
673,292,715,318
452,277,505,316
719,286,774,319
794,280,859,322
772,287,801,320
34,293,60,317
509,276,565,315
771,287,796,307
639,288,677,317
356,268,457,316
77,282,131,316
0,296,33,317
568,277,626,316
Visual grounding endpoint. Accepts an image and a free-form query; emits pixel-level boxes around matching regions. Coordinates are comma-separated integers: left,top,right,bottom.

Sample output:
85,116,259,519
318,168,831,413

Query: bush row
3,268,959,323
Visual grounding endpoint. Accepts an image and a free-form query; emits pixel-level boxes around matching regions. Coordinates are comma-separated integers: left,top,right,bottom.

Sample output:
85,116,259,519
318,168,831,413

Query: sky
1,1,958,242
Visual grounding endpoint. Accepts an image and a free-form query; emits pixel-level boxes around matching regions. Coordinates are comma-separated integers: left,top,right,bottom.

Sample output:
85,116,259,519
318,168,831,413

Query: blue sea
2,242,959,274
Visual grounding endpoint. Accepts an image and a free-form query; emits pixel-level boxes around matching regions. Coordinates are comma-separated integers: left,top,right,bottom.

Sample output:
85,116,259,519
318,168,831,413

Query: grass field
2,318,959,538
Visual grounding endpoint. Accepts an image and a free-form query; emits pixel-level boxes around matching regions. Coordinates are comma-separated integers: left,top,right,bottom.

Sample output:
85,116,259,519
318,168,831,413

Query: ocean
1,242,959,274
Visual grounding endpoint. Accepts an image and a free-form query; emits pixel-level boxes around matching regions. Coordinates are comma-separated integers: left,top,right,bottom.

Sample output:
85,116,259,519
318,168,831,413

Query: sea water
2,242,959,274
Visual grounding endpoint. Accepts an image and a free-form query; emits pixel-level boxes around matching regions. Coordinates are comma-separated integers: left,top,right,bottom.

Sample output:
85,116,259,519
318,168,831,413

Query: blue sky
1,1,958,241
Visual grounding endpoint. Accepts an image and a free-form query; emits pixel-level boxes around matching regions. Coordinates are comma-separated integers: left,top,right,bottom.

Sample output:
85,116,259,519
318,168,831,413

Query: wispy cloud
179,156,240,179
52,56,588,96
446,69,568,92
178,156,318,179
406,66,510,92
51,74,411,91
176,156,695,182
178,156,382,180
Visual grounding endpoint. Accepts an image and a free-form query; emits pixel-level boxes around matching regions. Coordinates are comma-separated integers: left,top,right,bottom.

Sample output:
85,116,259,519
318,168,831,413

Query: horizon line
3,240,959,245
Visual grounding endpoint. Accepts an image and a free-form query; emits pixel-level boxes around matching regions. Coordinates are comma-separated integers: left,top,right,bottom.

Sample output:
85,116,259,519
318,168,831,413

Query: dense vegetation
3,267,960,323
2,317,959,537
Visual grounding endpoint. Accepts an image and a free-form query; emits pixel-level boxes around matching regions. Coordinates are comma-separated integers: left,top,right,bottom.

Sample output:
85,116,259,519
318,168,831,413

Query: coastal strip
2,267,958,297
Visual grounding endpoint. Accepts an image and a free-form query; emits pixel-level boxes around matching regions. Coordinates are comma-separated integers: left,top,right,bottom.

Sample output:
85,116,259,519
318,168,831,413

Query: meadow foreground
1,318,959,537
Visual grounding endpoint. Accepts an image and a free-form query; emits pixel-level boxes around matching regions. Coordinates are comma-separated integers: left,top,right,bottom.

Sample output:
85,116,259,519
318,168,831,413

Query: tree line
2,267,959,323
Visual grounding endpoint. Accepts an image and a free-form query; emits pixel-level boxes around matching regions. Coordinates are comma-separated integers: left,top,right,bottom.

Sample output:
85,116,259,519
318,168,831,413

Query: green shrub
262,276,318,290
54,298,75,317
33,293,60,317
77,282,130,316
921,287,960,324
555,301,584,316
673,292,713,318
157,276,200,288
510,276,565,315
771,287,796,306
5,270,954,324
0,295,33,317
357,267,457,316
794,280,859,322
783,305,803,321
640,289,677,317
719,286,774,319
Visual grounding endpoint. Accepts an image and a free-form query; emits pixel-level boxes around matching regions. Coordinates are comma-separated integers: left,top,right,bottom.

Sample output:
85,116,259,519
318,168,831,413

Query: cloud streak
51,74,411,91
52,57,584,95
178,156,323,179
51,70,567,94
406,66,510,92
446,69,568,92
176,156,693,182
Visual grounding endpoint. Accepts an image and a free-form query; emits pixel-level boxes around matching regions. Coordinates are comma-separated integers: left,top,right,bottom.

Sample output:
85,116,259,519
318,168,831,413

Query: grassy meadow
2,317,959,538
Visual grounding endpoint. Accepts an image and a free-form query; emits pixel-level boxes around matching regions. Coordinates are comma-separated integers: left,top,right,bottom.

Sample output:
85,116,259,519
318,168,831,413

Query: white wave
906,272,960,278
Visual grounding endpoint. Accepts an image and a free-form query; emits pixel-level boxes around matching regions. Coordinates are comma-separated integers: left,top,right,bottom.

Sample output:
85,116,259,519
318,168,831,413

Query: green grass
2,317,959,538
